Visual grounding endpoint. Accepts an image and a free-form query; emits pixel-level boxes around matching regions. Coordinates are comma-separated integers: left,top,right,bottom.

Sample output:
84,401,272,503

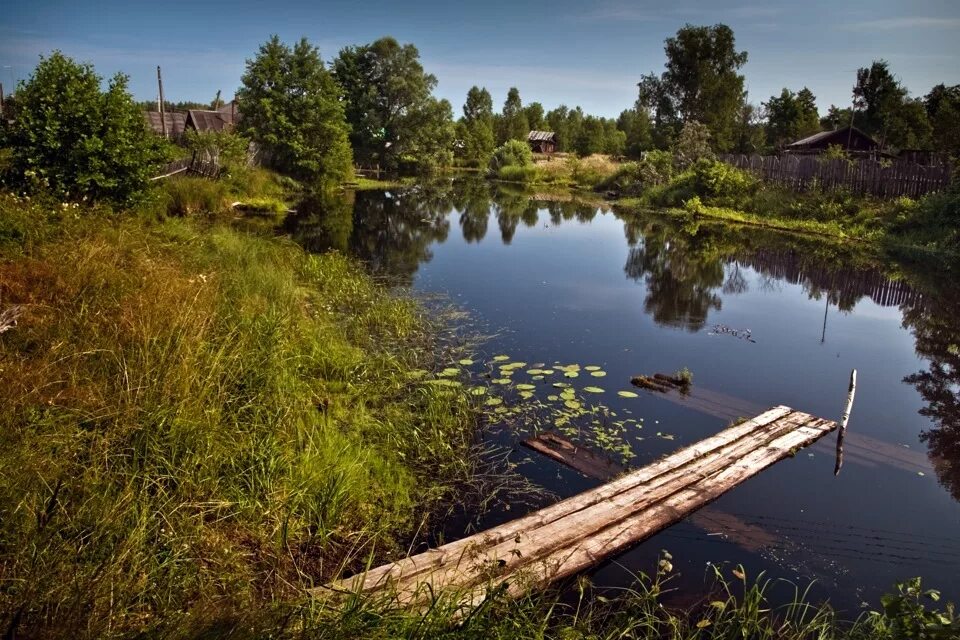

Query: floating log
315,406,836,610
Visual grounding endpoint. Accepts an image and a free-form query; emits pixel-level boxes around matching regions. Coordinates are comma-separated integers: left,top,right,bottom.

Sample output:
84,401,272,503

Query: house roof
528,130,556,142
144,111,187,137
185,109,234,133
787,126,877,149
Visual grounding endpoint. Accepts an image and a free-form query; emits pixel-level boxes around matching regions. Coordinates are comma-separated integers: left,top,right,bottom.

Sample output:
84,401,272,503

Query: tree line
2,25,958,204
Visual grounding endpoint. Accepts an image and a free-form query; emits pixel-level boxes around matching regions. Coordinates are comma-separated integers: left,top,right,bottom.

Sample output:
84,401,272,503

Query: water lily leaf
406,369,429,379
492,378,511,385
459,358,474,366
583,386,605,393
540,369,555,375
547,395,559,401
439,367,460,377
519,391,534,399
515,384,536,391
617,391,639,398
590,371,607,377
552,382,571,388
485,397,503,406
526,369,544,375
532,375,544,381
564,400,582,410
423,379,462,387
585,365,602,371
469,387,487,396
494,406,509,414
564,371,579,378
493,355,511,361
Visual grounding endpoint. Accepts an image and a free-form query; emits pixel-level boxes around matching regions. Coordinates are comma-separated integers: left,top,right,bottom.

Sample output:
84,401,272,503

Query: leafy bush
691,159,758,206
7,52,166,203
889,183,960,251
183,129,250,169
488,139,533,175
674,120,714,169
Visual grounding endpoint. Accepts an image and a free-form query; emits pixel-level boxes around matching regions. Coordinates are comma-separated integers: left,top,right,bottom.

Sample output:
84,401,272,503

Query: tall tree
617,108,652,158
498,87,529,144
925,84,960,156
546,105,571,151
821,105,853,131
763,87,821,148
524,102,545,131
851,60,931,150
9,51,164,203
238,36,352,184
458,86,495,167
643,24,748,151
332,37,452,171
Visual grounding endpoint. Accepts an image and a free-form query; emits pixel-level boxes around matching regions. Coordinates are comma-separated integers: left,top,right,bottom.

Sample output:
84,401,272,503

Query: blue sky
3,1,959,117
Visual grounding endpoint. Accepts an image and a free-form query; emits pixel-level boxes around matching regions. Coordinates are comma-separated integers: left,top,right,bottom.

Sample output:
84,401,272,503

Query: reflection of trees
452,179,493,243
282,190,355,254
900,266,960,501
622,221,725,331
491,187,539,245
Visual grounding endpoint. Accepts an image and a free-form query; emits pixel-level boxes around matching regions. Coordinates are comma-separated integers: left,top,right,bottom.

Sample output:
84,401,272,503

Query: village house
527,130,557,154
784,126,880,156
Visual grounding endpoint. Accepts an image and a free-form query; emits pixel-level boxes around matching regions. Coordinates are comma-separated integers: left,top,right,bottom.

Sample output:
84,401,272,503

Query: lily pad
469,386,487,396
585,365,602,371
459,358,475,366
547,395,560,401
564,371,580,378
552,382,571,388
493,355,511,361
564,400,582,410
526,369,545,375
492,378,511,385
439,367,460,377
617,391,639,398
423,379,462,387
590,371,607,377
519,391,535,399
583,386,605,393
515,383,536,391
540,369,555,375
485,397,503,406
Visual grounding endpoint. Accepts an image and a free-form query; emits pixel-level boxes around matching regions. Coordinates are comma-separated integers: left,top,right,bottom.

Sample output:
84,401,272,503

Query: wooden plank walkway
317,406,835,608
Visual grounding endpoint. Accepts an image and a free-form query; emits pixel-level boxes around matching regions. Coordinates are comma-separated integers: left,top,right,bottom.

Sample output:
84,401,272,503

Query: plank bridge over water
318,406,835,608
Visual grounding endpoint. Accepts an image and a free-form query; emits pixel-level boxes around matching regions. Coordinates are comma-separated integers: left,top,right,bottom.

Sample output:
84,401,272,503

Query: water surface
287,179,960,608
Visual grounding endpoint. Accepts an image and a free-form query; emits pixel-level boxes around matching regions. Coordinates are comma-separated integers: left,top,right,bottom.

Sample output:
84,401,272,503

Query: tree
546,106,571,151
498,87,529,144
821,105,853,131
673,120,714,168
925,84,960,156
617,108,653,159
237,36,352,185
764,87,821,148
8,52,165,203
643,24,748,151
851,60,931,150
733,102,767,153
333,37,452,171
524,102,545,131
458,86,495,167
636,73,678,148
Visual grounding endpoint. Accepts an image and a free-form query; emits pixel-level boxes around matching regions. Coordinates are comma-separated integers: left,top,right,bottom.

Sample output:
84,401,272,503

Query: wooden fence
718,153,953,199
150,156,222,181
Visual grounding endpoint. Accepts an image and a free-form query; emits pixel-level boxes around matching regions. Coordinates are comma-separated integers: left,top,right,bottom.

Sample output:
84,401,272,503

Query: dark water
286,178,960,610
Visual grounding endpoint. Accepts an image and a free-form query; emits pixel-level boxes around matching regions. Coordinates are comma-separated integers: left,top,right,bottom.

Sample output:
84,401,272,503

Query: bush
691,159,758,206
7,52,166,203
673,120,714,169
183,129,250,169
488,139,533,174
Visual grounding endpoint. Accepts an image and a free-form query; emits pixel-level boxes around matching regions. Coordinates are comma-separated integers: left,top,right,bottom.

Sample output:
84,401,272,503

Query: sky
3,1,959,118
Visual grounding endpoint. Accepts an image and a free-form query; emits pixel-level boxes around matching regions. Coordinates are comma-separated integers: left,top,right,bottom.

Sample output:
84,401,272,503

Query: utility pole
0,82,5,120
157,65,167,138
213,89,221,110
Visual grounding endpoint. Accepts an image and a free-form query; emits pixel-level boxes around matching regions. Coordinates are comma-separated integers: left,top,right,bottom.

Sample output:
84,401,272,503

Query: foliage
333,37,453,172
673,120,714,168
853,60,932,151
764,87,821,148
488,139,533,174
497,87,529,144
617,108,653,158
524,101,545,131
458,86,496,167
568,155,621,188
867,577,958,638
182,129,250,168
237,36,352,185
924,84,960,156
889,183,960,252
691,158,758,206
639,24,748,152
6,51,165,203
155,175,231,216
0,196,479,636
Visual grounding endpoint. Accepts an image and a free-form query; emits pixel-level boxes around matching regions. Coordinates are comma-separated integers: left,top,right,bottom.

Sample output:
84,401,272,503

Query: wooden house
784,126,880,156
528,130,557,154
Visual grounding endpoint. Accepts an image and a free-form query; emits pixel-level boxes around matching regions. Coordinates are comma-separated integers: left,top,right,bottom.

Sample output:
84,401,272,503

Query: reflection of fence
150,156,222,181
718,153,953,198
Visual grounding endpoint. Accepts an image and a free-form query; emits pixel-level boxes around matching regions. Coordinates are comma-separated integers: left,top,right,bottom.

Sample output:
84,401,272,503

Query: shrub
673,120,714,169
488,139,533,174
691,159,758,206
7,52,166,203
183,129,250,169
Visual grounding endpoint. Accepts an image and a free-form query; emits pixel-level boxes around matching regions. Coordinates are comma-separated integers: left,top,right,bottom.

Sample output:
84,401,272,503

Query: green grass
348,176,418,191
0,190,481,637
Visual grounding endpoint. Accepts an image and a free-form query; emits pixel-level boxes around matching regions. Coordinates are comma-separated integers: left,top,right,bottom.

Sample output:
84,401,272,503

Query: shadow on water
280,177,960,604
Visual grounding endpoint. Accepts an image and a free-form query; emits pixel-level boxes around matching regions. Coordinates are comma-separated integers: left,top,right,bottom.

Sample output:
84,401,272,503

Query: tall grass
0,195,479,637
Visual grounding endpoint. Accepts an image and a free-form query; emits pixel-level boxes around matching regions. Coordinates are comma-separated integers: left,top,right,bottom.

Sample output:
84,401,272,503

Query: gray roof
787,126,876,148
186,109,234,133
528,130,556,142
144,111,187,137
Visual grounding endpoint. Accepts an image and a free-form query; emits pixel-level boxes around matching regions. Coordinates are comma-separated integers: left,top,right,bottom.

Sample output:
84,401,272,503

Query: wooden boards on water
315,405,836,610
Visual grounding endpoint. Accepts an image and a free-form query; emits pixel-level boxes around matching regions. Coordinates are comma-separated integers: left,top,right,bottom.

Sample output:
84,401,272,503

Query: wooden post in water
835,369,857,475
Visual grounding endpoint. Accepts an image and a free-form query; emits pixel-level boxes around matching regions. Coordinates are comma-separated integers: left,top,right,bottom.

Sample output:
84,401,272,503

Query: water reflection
282,178,960,502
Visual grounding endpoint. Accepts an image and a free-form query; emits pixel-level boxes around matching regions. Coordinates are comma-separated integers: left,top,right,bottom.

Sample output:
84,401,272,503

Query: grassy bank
0,185,480,636
605,155,960,255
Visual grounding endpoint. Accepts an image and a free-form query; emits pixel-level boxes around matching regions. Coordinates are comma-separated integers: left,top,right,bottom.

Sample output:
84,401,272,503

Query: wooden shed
784,126,880,156
528,130,557,154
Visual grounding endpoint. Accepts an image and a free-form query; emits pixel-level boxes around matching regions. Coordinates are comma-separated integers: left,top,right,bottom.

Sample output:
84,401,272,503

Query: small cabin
528,130,557,154
784,126,880,156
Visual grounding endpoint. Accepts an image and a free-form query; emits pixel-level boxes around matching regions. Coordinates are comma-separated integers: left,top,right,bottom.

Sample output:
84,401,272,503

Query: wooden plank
325,406,794,594
321,408,834,607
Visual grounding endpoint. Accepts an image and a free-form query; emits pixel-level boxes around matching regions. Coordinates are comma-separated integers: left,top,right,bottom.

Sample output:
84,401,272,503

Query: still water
286,178,960,609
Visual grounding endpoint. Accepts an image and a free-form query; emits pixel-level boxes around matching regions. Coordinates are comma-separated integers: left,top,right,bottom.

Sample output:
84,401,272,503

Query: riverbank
0,184,483,636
